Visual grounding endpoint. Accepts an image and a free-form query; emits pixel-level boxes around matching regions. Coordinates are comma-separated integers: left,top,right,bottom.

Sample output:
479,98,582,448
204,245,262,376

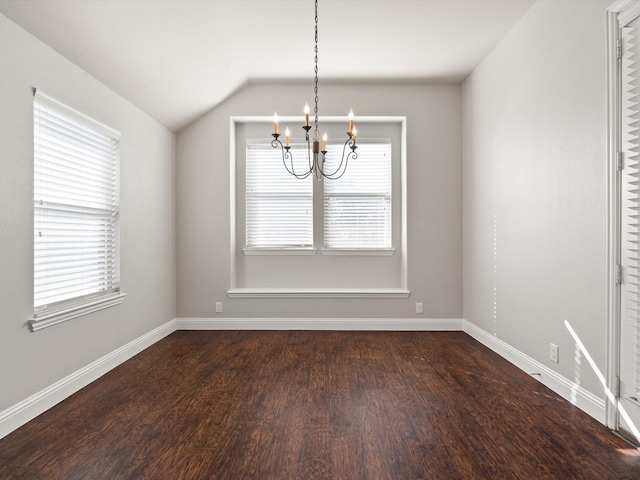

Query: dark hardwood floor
1,331,639,479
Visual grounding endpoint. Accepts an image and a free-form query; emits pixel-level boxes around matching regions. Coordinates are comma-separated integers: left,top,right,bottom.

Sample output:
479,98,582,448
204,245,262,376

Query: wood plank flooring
1,331,639,479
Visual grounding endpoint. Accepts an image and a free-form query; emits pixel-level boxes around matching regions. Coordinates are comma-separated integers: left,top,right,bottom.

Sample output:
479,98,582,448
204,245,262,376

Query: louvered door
618,6,640,444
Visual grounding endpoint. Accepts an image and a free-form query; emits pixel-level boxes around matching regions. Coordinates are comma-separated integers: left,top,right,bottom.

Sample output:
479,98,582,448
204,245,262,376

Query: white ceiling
0,0,535,132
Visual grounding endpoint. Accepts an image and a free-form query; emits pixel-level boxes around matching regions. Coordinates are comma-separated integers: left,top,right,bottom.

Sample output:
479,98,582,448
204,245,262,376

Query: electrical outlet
416,302,423,314
550,343,558,363
216,302,223,313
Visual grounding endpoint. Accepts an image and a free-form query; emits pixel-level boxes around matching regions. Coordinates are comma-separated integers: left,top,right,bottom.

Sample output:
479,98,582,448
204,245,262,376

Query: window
245,142,313,249
31,91,124,331
324,141,392,249
244,138,392,251
231,116,407,297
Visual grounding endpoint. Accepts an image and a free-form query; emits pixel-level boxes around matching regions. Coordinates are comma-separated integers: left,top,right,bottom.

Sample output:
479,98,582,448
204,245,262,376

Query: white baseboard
176,317,463,331
462,320,606,423
0,319,176,440
4,317,604,441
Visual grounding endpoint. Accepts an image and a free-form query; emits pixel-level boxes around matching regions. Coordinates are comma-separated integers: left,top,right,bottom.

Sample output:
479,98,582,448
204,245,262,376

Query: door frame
607,0,640,437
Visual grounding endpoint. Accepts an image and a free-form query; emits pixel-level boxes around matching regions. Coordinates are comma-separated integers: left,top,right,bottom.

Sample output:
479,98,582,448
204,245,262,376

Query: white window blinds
245,142,313,248
324,141,392,249
33,91,121,313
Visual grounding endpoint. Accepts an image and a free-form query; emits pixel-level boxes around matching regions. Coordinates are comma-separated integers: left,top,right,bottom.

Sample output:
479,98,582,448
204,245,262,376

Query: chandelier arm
273,136,313,179
288,153,314,179
315,146,330,178
281,148,301,178
324,148,358,180
321,137,353,178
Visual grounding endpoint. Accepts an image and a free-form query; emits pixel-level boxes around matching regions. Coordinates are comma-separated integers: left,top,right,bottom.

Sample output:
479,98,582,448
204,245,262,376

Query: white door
616,1,640,445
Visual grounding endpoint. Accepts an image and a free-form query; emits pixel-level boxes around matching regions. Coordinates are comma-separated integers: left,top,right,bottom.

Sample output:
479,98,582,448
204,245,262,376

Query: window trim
243,247,317,256
227,287,410,299
29,291,127,332
229,116,408,296
321,248,395,256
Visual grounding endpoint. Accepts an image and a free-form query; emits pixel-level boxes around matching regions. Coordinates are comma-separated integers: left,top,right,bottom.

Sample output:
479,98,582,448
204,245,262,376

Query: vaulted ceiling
0,0,535,132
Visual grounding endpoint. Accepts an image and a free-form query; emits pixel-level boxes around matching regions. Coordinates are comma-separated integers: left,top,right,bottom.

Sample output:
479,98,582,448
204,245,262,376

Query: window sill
227,288,410,299
321,248,395,256
243,248,317,256
29,292,127,332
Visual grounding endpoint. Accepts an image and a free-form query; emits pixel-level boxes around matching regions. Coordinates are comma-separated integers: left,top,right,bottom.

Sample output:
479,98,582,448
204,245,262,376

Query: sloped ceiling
0,0,535,132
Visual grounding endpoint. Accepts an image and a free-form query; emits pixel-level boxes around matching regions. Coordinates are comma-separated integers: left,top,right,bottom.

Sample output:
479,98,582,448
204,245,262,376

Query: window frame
29,90,125,332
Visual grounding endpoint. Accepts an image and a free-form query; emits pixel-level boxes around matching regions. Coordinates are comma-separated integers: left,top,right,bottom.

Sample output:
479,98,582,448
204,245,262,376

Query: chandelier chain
314,0,319,136
271,0,358,180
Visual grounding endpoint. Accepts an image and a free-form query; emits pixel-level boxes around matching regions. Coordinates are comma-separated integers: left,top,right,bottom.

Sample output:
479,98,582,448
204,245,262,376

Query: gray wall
177,82,462,319
0,15,176,412
462,0,610,398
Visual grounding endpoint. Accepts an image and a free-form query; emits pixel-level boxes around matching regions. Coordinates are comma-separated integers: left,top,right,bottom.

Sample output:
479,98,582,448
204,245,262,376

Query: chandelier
271,0,357,180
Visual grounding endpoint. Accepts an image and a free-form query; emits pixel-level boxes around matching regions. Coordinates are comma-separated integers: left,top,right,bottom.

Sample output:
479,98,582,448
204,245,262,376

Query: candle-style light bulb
352,127,357,146
285,127,290,147
304,103,310,127
322,131,328,151
348,109,354,134
273,112,279,134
